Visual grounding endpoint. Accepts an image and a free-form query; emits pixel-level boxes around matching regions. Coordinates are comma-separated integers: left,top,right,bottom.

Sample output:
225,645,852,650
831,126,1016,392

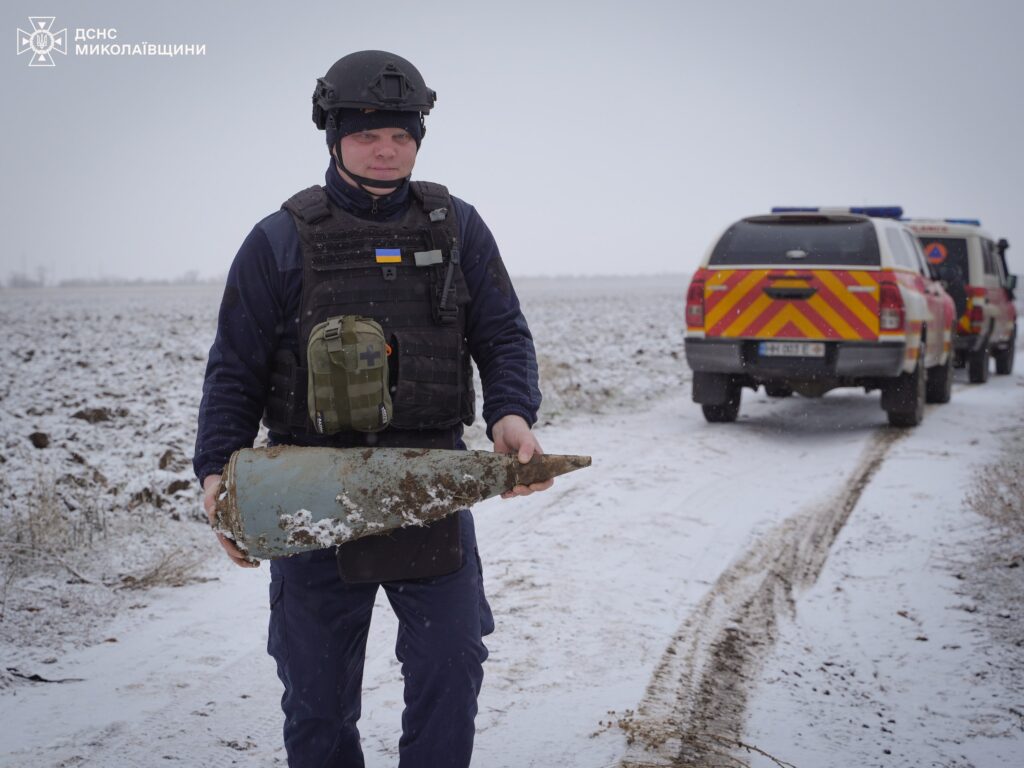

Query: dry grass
116,548,207,591
599,710,797,768
0,463,208,627
955,422,1024,731
6,464,109,556
537,354,618,417
966,428,1024,535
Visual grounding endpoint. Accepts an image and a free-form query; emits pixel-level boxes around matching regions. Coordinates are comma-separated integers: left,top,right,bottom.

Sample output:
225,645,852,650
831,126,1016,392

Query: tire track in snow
618,427,905,767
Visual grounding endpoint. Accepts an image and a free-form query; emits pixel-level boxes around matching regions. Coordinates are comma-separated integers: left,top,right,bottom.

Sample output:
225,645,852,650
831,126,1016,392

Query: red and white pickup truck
685,206,957,426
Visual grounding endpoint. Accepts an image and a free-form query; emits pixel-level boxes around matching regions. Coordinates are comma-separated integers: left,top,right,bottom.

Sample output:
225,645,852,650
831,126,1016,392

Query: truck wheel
885,346,926,427
702,399,740,422
968,346,990,383
764,384,793,398
994,331,1016,375
701,381,741,422
693,372,742,422
925,347,953,404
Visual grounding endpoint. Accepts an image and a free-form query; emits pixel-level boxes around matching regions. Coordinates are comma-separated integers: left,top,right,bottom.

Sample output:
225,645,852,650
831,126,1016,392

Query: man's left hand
491,414,554,499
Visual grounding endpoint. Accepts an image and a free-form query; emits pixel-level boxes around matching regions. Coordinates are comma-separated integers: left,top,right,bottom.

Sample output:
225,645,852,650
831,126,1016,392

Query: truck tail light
969,302,985,332
967,287,986,333
879,282,904,331
686,279,705,328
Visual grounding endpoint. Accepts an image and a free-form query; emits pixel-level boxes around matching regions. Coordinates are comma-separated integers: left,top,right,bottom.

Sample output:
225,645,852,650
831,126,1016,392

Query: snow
277,508,352,549
0,277,1021,767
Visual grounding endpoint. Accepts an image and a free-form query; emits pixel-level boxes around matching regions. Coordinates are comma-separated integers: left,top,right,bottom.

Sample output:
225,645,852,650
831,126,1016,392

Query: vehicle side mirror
1007,274,1018,290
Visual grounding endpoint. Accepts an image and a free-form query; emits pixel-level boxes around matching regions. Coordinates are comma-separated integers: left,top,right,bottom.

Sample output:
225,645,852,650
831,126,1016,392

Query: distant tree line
6,270,46,288
3,269,225,289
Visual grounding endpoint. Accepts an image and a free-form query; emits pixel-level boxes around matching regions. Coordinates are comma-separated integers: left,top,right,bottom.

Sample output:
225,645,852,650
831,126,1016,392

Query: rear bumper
954,331,995,354
685,338,905,378
953,332,985,354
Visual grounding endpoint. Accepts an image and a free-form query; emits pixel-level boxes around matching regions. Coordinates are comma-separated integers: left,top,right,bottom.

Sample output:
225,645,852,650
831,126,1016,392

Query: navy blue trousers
267,510,494,768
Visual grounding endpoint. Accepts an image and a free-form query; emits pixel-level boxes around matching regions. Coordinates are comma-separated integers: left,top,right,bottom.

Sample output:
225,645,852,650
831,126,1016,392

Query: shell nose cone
513,453,592,486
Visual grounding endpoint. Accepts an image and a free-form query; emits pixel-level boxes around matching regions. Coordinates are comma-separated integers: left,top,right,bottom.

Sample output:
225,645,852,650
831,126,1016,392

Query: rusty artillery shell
213,446,591,560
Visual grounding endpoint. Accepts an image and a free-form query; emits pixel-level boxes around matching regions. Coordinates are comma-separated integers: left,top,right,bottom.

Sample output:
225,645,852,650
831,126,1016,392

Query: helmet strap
333,139,408,194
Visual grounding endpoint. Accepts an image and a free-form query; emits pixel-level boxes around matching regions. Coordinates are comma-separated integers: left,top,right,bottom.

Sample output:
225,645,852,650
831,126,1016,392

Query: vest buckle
433,293,458,325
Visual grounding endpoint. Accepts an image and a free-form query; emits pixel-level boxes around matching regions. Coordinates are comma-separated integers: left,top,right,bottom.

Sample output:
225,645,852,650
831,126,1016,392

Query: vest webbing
263,182,475,436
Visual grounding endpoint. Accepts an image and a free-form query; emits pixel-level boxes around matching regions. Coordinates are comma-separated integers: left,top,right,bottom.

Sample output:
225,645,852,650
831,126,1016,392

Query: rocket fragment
213,446,591,560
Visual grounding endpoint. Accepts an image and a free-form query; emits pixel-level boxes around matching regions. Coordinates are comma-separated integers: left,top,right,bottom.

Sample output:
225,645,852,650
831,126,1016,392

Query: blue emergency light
771,206,904,219
944,218,982,226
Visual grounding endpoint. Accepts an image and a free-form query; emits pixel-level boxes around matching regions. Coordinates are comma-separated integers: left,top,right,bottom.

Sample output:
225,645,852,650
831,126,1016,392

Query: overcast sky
3,0,1022,283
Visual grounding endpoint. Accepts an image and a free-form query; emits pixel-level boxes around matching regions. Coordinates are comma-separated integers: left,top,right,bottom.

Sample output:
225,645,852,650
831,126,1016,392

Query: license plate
759,341,825,357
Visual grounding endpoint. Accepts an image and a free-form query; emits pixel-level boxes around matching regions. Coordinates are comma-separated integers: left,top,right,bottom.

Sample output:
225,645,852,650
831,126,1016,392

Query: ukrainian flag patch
375,248,402,264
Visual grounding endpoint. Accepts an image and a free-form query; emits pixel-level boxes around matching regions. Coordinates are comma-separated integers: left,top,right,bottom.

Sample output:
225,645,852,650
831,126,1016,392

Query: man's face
335,127,418,195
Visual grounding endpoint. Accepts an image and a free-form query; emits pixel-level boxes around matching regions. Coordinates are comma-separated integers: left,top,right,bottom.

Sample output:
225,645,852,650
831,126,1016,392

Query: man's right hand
203,474,260,568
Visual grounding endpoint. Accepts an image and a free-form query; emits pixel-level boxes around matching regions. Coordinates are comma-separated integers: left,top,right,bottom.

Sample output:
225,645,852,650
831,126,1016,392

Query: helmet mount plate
369,65,415,104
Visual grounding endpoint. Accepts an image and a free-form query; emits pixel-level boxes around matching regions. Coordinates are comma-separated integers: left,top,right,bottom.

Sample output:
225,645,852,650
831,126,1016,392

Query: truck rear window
917,236,970,316
709,220,880,267
917,237,969,284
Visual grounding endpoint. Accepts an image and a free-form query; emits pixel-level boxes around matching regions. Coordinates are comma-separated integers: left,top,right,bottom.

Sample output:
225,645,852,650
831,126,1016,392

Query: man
193,50,551,768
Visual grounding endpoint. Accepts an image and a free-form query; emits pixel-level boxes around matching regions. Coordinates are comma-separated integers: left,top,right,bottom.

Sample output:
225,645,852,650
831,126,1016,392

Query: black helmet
313,50,436,131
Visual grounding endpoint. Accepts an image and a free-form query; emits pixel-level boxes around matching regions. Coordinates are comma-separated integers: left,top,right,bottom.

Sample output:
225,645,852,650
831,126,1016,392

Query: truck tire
700,378,742,422
764,384,793,398
994,331,1016,375
925,346,953,404
884,346,926,427
702,398,740,422
968,346,989,383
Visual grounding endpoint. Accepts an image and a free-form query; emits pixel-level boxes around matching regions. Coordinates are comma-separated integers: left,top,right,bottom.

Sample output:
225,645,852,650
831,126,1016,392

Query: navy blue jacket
193,164,541,484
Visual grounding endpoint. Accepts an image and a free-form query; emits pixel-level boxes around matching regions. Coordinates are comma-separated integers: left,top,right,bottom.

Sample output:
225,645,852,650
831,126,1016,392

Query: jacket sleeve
454,198,542,438
192,222,289,484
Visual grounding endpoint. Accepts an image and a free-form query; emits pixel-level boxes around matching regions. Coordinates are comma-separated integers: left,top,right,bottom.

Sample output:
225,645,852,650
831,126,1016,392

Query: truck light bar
771,206,904,219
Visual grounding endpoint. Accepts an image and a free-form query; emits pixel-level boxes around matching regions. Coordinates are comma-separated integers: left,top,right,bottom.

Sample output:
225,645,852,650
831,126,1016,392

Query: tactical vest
263,181,476,437
263,181,474,584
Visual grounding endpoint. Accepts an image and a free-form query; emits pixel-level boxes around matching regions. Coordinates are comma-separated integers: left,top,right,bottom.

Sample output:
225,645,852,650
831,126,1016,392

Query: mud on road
616,429,906,768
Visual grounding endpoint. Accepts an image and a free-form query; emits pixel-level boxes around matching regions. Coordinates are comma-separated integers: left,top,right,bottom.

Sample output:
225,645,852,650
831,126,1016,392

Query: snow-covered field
0,277,1021,768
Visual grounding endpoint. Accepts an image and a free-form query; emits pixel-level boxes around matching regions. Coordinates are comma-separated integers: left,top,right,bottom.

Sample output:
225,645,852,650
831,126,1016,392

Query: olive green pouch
306,315,392,434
